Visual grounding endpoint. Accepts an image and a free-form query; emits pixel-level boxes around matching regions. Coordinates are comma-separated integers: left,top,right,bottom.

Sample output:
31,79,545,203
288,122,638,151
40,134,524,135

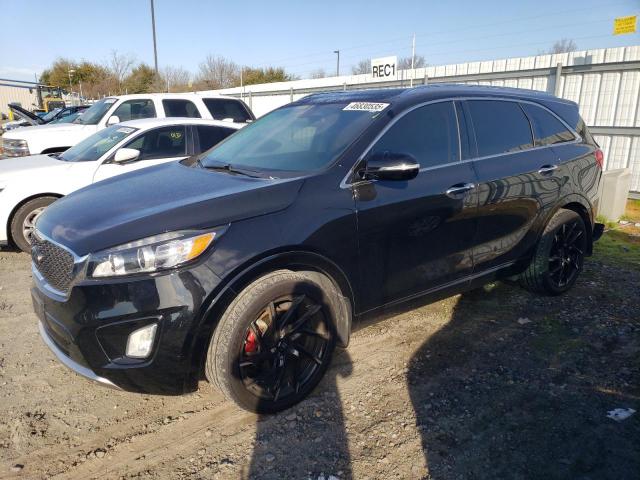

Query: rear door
354,100,479,310
464,99,561,272
193,125,238,154
93,125,189,182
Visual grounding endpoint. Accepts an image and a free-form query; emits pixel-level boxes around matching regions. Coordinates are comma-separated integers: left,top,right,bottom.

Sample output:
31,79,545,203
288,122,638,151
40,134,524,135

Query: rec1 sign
371,56,397,79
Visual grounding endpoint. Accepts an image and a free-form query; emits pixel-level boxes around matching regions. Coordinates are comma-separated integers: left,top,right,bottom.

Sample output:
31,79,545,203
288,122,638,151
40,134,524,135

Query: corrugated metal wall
213,45,640,192
0,84,38,118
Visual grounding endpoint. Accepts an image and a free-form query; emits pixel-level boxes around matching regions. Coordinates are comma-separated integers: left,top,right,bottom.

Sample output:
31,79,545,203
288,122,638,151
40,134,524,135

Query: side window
371,101,459,169
467,100,533,156
202,98,252,122
520,103,575,146
162,99,202,118
196,126,236,152
123,126,187,160
111,99,156,122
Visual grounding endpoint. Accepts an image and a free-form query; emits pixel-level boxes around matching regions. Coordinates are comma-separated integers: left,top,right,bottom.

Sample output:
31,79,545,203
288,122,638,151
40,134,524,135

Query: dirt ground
0,235,638,479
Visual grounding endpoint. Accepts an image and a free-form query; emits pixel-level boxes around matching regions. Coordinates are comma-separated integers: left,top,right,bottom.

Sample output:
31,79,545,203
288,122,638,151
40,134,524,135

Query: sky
1,0,639,82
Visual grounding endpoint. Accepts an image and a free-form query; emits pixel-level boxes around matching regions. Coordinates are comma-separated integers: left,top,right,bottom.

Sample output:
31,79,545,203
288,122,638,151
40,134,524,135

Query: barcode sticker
343,102,389,113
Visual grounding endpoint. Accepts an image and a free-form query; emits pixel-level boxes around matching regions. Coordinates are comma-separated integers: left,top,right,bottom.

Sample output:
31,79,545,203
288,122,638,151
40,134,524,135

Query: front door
93,125,189,183
354,101,479,312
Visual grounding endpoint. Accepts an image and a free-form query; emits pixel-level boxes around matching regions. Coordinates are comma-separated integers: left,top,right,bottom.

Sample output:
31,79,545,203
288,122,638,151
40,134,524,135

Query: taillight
594,149,604,169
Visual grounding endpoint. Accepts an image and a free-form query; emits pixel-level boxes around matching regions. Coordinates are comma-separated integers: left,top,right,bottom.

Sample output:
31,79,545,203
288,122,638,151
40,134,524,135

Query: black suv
31,85,603,412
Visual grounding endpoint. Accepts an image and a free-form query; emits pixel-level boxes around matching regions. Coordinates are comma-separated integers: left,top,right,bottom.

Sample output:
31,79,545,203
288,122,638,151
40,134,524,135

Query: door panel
353,101,478,311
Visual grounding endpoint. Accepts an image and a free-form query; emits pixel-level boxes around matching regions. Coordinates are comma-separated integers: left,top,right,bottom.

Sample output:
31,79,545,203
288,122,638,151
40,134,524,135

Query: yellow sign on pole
614,15,637,35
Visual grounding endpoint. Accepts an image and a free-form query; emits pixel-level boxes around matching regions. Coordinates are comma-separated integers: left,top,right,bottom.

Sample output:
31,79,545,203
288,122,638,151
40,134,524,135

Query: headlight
87,228,225,278
2,138,29,157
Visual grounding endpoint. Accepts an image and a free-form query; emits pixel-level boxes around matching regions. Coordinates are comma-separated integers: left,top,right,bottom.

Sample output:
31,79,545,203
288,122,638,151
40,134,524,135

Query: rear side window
520,103,575,146
371,101,459,169
196,125,237,152
202,98,252,123
467,100,533,157
112,99,156,121
162,99,201,118
124,125,187,160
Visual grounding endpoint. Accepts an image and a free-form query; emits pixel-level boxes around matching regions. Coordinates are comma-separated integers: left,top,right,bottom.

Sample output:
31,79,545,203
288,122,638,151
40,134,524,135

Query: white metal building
0,79,40,118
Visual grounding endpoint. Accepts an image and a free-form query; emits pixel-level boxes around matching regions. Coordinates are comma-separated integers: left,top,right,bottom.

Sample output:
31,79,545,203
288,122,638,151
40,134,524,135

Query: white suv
1,93,254,158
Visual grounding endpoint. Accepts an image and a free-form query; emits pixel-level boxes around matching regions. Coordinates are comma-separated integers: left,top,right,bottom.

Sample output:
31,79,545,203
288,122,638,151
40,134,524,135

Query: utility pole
150,0,159,74
410,33,416,87
334,50,340,77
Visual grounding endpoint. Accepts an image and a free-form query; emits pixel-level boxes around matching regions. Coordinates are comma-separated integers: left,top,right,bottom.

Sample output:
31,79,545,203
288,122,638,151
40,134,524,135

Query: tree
156,66,192,92
108,50,136,94
352,59,371,75
40,58,112,98
548,38,577,54
195,54,239,89
124,64,157,93
398,55,427,70
310,68,327,79
242,66,296,86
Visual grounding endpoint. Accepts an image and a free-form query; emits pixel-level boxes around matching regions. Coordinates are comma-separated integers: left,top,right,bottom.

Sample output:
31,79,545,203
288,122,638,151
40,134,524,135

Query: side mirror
106,115,120,126
113,148,140,163
365,151,420,181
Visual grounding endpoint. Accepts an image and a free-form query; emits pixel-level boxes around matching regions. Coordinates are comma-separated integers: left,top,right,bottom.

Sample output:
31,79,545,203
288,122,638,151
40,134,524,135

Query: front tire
10,196,57,253
205,270,338,413
520,209,587,295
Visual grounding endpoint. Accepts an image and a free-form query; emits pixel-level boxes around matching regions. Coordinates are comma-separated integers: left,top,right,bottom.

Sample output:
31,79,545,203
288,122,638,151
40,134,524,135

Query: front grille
32,235,75,294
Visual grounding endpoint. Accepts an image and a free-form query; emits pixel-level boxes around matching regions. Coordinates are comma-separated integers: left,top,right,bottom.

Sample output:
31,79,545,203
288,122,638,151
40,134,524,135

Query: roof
118,117,244,130
300,83,576,108
102,92,239,101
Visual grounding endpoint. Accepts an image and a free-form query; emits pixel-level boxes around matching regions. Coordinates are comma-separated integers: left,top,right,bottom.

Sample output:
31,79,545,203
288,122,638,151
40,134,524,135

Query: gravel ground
0,244,638,479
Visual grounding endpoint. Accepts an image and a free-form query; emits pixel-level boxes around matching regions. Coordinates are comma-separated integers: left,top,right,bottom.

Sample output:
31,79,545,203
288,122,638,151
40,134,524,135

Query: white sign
343,102,389,113
371,56,397,79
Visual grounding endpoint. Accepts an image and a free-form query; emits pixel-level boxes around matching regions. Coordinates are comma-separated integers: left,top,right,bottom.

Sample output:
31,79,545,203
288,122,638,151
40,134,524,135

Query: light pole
150,0,159,74
67,68,75,100
334,50,340,77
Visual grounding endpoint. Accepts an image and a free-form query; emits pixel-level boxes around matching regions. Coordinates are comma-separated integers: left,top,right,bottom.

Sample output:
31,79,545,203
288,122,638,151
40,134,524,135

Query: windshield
199,102,382,174
73,98,116,125
52,112,80,124
59,125,138,162
41,108,62,122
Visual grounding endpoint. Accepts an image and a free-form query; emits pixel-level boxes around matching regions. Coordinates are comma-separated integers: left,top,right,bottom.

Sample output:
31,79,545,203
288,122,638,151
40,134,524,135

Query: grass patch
620,199,640,222
593,229,640,270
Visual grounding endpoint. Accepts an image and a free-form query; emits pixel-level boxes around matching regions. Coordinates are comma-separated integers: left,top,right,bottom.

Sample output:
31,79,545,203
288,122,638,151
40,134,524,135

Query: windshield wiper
197,159,267,178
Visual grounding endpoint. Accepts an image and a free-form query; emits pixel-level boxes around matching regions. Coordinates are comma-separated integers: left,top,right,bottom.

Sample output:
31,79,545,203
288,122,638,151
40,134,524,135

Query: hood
37,161,304,255
8,104,43,126
2,122,94,141
0,154,67,177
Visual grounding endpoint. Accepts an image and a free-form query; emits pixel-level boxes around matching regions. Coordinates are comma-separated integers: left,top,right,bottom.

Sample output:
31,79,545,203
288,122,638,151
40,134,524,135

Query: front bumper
32,263,222,395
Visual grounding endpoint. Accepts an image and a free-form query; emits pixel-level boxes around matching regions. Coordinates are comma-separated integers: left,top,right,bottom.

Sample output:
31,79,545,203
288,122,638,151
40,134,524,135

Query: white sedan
0,117,242,252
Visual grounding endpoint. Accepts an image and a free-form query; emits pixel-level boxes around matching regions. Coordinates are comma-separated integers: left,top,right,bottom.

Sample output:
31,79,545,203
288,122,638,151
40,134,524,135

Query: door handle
445,182,476,198
538,164,559,175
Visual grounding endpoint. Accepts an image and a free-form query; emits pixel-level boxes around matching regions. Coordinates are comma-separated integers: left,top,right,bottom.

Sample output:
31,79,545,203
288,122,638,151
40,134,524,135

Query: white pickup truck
1,92,254,157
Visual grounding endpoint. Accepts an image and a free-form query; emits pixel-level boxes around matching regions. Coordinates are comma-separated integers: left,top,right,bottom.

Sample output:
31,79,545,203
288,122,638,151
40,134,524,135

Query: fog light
126,323,157,358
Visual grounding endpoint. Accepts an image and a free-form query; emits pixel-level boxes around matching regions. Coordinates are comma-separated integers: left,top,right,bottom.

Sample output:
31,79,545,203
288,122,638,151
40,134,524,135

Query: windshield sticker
343,102,389,113
104,98,117,104
117,127,135,134
169,131,183,140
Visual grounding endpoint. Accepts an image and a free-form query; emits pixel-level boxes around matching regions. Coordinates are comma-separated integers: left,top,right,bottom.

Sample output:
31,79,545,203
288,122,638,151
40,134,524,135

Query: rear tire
520,209,587,295
205,270,338,413
10,196,57,253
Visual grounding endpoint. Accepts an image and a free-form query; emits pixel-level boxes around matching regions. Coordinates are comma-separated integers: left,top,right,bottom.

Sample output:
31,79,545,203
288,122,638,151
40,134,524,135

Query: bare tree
108,50,136,93
157,66,192,92
195,54,239,89
351,59,371,75
310,68,327,79
398,55,427,70
548,38,577,54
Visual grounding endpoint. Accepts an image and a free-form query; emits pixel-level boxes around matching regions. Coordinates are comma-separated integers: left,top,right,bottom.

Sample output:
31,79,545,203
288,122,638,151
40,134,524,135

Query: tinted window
521,103,575,146
112,99,156,122
196,125,237,152
203,98,252,122
124,125,186,160
467,100,533,156
200,103,377,173
371,101,459,168
163,99,201,118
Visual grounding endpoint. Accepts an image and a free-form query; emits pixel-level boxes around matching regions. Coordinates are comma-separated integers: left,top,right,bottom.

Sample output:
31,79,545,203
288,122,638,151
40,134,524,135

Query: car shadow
406,277,639,479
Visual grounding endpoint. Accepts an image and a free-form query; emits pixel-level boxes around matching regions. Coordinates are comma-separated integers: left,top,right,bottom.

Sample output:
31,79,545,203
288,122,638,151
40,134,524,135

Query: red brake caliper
244,329,258,353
